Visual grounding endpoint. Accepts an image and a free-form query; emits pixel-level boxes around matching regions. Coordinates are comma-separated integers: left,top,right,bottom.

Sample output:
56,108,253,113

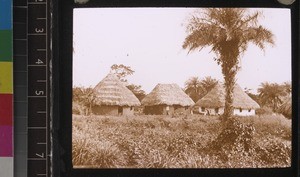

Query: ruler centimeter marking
27,0,50,177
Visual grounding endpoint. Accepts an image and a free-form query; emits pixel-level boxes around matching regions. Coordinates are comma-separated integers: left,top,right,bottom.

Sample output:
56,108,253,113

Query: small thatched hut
141,84,195,115
194,83,260,116
92,73,141,116
278,96,291,119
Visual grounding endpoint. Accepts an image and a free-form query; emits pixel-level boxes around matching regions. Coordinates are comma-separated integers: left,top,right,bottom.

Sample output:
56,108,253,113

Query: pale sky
73,8,291,94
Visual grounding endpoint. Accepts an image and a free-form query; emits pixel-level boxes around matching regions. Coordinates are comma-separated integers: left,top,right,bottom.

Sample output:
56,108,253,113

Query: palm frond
183,23,225,53
245,26,275,51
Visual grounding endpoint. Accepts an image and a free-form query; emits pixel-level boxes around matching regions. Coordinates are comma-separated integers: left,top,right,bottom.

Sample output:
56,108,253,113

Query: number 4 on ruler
36,59,44,65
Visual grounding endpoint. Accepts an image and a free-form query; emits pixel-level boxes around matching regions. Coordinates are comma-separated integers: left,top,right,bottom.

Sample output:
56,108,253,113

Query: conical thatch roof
141,84,195,106
278,96,291,119
194,83,260,109
93,73,141,106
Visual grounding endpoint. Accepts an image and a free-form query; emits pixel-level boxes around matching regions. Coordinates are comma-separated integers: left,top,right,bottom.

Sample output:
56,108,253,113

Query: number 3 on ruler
35,28,44,33
36,59,44,65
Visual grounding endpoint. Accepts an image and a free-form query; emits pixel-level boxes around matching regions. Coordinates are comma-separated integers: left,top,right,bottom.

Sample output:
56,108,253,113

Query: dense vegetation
72,114,291,168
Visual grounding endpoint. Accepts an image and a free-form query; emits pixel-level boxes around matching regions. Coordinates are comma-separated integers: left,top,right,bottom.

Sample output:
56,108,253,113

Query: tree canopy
258,82,290,111
127,84,146,101
184,76,218,102
110,64,135,83
73,86,96,115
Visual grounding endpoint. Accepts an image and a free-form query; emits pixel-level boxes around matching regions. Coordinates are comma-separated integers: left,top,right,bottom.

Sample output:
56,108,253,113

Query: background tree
258,82,287,111
199,76,218,97
184,77,202,102
282,81,291,95
127,84,146,101
110,64,134,83
185,76,218,102
111,64,146,101
73,86,96,115
182,8,274,120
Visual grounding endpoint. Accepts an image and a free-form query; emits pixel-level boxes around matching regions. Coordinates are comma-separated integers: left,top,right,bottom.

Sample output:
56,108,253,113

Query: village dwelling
194,83,260,116
278,96,291,119
141,84,195,115
92,73,141,116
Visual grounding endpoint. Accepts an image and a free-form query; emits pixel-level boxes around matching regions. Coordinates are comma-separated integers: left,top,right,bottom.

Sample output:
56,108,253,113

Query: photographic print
72,8,291,168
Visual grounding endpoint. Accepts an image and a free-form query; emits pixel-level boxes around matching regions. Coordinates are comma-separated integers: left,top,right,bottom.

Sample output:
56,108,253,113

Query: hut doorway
118,106,123,115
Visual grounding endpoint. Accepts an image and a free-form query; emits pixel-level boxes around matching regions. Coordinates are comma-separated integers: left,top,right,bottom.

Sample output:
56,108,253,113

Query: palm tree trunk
220,40,239,121
223,68,236,120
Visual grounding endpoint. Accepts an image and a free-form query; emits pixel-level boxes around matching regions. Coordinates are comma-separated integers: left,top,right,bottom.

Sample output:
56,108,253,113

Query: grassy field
72,114,291,168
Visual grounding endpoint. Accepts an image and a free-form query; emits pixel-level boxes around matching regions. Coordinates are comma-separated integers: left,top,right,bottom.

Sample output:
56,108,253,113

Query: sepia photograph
72,8,291,168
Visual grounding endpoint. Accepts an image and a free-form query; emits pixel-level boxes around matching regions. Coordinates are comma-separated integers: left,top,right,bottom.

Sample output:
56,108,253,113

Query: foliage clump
207,117,255,161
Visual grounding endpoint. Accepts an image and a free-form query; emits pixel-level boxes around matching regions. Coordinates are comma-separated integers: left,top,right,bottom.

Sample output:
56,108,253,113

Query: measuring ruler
13,0,51,176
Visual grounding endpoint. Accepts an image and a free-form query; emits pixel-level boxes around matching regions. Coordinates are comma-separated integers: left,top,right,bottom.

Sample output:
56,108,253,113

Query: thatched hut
92,73,141,116
278,96,291,119
141,84,195,115
194,83,260,116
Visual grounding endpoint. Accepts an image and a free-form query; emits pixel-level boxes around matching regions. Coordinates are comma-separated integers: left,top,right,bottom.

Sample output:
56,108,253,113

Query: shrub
72,102,82,115
207,117,255,161
247,114,291,141
74,140,126,167
254,136,291,167
256,107,274,116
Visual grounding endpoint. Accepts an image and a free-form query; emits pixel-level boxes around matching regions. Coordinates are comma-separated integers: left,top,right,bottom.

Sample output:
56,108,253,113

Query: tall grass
72,114,291,168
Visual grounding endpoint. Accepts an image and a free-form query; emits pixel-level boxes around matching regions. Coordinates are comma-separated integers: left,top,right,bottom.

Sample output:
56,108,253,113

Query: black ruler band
27,0,50,177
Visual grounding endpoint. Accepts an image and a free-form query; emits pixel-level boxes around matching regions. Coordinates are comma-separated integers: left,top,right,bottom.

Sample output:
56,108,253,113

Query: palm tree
199,76,218,97
183,8,274,119
185,76,218,102
184,76,202,102
258,82,287,111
